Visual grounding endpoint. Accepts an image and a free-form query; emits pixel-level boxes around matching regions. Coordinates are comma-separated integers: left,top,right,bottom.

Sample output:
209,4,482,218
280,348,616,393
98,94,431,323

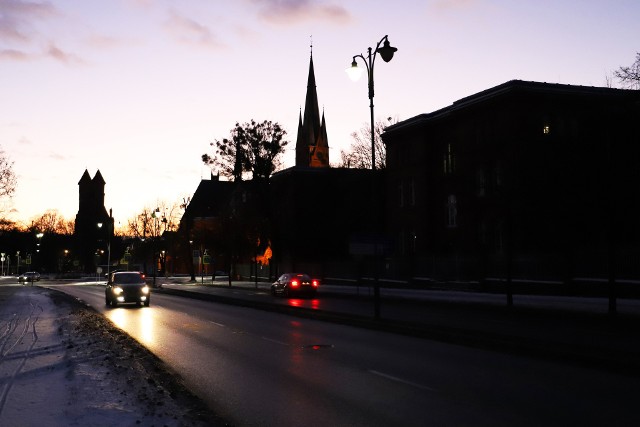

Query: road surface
49,282,639,426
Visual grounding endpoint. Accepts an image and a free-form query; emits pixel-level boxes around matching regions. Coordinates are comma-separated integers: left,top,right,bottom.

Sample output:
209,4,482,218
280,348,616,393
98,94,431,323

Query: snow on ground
0,285,227,427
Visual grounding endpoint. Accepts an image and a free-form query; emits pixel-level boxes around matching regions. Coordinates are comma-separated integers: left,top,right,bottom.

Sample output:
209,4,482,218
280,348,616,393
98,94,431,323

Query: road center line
208,321,225,327
368,370,437,392
261,337,289,346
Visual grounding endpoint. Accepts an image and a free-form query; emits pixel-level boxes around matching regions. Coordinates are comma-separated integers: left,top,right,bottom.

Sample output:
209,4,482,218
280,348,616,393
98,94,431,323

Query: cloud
430,0,478,13
249,0,351,25
47,151,66,161
0,1,84,64
45,42,84,64
87,34,124,50
164,10,225,49
0,0,58,43
0,48,31,61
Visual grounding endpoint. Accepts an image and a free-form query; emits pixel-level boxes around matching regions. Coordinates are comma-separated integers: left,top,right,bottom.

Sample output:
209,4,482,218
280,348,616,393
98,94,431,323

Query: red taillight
290,279,299,288
312,280,319,287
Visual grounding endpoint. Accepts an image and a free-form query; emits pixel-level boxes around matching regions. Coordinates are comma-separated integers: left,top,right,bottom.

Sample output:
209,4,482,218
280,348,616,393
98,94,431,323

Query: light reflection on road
106,307,156,346
287,298,321,309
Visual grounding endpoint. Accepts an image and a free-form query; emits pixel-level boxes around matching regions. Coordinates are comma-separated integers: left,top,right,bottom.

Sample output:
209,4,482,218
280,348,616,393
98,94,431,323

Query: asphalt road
44,281,640,426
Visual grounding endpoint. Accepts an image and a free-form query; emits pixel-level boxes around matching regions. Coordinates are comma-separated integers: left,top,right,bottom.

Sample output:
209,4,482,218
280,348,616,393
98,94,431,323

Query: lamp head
377,37,397,63
346,57,364,82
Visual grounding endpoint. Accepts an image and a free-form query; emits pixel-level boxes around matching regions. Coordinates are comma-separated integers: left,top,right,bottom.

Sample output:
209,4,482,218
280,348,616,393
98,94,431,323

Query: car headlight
113,286,123,295
141,285,149,295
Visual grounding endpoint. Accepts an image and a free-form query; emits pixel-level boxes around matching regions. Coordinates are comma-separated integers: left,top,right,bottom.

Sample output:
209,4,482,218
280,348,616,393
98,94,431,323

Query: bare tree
0,147,16,199
338,116,398,169
126,201,181,239
127,207,160,239
30,210,74,235
614,52,640,89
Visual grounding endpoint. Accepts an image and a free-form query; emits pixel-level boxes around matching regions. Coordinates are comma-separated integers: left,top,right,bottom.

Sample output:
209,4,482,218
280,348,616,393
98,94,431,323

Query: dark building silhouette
269,167,382,276
74,169,113,273
178,174,234,276
295,50,330,168
179,49,377,279
382,80,640,284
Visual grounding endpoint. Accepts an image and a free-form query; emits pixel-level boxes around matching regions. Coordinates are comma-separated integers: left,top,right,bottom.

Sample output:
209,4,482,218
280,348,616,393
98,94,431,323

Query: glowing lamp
346,59,364,82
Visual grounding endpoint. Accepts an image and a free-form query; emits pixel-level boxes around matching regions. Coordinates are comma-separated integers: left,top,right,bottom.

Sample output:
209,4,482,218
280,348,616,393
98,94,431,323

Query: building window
476,169,486,197
496,222,504,253
444,143,455,175
411,230,417,253
410,178,416,206
494,162,502,188
479,221,487,246
447,195,457,228
543,124,550,134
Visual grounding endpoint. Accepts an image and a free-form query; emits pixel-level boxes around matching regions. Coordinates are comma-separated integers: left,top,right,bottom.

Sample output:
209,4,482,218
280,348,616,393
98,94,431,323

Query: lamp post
152,207,161,287
97,220,111,280
347,35,397,320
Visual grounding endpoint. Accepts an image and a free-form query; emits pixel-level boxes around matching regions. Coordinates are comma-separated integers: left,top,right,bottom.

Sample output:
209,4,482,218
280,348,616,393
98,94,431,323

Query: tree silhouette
615,52,640,89
203,120,289,181
338,116,398,169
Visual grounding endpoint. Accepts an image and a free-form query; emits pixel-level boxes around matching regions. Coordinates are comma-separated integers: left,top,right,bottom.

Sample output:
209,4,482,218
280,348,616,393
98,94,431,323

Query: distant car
18,271,40,283
271,273,319,297
105,271,150,307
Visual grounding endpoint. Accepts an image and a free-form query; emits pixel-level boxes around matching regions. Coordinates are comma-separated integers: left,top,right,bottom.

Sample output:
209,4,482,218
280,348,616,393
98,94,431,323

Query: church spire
295,45,329,168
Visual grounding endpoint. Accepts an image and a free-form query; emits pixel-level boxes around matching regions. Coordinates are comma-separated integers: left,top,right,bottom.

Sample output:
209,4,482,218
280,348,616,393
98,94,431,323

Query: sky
1,0,639,230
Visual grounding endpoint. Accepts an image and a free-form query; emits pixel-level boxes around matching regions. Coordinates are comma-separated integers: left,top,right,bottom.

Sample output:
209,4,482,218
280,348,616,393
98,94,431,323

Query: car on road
18,271,40,283
271,273,319,297
105,271,150,307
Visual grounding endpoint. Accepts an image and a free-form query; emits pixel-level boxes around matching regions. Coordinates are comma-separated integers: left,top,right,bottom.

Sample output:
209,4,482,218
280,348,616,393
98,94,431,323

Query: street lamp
347,35,397,320
97,221,112,280
346,34,397,171
36,232,44,270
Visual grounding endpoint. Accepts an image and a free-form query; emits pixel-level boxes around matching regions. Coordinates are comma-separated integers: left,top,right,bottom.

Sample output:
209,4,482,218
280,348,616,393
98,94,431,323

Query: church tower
75,169,113,273
295,49,330,168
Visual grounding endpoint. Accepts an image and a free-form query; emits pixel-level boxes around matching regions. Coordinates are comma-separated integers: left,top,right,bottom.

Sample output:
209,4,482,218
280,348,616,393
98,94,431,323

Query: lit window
543,125,550,134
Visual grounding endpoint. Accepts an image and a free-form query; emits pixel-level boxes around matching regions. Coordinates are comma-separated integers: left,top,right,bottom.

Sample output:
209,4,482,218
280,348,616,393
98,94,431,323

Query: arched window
444,143,455,175
447,195,457,228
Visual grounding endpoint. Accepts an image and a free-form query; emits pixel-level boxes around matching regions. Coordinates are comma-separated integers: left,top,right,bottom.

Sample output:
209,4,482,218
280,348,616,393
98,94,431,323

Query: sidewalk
0,285,222,427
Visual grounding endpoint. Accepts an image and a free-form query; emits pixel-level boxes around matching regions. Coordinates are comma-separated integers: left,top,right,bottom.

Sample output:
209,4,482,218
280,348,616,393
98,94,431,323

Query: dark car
18,271,40,283
105,271,150,307
271,273,319,297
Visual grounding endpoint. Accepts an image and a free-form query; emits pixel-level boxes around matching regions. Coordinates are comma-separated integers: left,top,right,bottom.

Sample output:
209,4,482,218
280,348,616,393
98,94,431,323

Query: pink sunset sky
1,0,639,228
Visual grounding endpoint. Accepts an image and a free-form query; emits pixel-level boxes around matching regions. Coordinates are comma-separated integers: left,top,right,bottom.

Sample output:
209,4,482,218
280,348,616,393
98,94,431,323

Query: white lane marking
368,370,437,392
261,337,289,346
209,321,226,327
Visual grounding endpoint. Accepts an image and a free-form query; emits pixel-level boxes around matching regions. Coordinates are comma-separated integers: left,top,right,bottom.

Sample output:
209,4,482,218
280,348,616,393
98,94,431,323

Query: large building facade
383,80,640,284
